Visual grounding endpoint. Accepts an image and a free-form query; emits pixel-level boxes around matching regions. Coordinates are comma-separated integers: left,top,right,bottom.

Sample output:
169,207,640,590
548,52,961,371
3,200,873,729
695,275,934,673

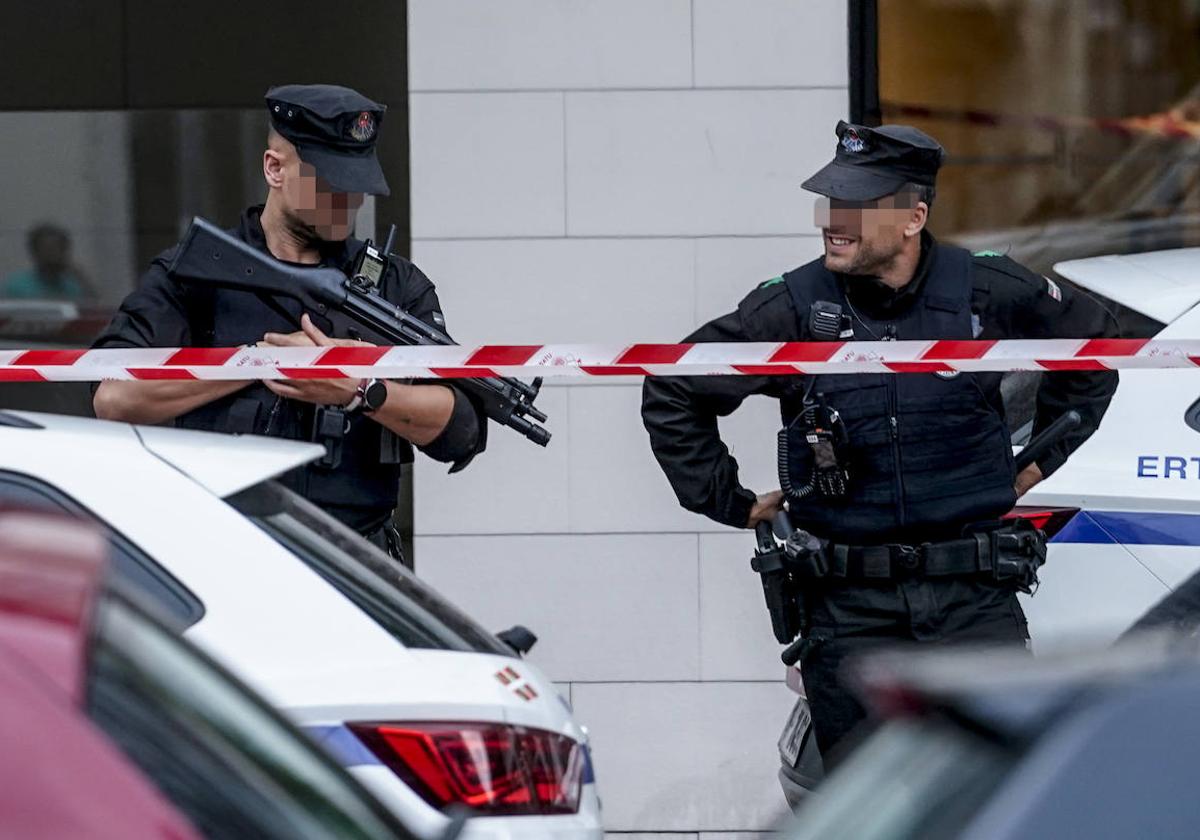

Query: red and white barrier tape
1,339,1198,381
883,101,1200,141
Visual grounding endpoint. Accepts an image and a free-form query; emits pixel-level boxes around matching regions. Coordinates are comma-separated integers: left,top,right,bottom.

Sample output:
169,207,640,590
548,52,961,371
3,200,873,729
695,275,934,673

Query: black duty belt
787,522,1047,592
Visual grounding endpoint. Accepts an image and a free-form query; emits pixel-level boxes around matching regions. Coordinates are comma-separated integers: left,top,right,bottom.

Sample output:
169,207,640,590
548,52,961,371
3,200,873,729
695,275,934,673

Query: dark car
785,629,1200,840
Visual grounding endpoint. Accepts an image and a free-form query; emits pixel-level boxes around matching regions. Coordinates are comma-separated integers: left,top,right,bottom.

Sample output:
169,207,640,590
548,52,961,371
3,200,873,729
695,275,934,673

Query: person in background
3,224,95,301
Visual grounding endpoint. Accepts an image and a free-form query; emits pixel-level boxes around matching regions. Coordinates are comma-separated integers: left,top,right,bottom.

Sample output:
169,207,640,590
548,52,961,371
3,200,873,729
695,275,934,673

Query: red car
0,513,201,839
0,510,430,840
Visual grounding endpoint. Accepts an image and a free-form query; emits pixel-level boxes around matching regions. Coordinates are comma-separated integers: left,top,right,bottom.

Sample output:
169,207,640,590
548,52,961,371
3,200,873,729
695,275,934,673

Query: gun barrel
520,403,549,424
340,286,552,444
509,413,551,447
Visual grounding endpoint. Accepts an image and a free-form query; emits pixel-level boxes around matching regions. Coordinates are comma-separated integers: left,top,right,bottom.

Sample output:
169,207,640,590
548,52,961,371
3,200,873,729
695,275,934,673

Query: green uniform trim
973,249,1004,258
758,275,784,289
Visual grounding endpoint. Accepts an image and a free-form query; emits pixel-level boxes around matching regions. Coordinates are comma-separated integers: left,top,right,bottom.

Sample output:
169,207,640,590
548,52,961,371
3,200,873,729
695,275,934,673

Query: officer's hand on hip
1014,463,1044,498
746,490,786,528
261,314,374,407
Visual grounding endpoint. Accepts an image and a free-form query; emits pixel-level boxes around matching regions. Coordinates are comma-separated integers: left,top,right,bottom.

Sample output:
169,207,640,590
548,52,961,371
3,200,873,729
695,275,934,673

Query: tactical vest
161,244,405,533
779,246,1016,543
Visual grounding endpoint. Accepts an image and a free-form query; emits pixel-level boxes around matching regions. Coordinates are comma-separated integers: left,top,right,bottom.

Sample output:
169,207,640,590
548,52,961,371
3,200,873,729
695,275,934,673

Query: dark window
787,720,1015,840
0,470,204,629
228,480,511,657
86,594,416,840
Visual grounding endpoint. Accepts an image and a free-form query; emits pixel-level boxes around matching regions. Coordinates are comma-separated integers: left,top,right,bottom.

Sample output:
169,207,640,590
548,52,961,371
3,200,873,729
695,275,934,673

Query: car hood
5,411,324,499
135,425,324,498
1053,246,1200,325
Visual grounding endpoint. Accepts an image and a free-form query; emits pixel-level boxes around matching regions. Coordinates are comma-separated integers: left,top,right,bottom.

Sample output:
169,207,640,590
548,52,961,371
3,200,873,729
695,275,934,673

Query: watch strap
344,379,368,413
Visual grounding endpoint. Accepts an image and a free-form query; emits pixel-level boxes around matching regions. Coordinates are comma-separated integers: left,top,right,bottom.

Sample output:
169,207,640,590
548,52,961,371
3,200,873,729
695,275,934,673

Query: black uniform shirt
641,232,1120,530
95,205,486,476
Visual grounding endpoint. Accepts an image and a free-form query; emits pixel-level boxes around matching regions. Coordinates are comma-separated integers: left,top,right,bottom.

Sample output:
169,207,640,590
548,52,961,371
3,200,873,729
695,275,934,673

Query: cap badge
349,111,376,142
841,128,867,153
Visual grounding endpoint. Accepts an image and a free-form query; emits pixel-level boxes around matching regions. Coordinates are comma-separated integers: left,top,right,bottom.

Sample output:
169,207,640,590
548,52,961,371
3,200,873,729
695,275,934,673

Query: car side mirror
496,624,538,656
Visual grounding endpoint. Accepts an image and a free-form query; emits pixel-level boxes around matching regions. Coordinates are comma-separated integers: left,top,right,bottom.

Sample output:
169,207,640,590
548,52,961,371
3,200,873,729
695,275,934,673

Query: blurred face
265,137,364,242
814,193,925,275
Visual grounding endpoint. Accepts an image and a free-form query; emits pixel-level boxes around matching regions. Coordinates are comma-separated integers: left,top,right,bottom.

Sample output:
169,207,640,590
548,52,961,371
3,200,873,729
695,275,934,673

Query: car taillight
1003,506,1079,539
347,722,584,816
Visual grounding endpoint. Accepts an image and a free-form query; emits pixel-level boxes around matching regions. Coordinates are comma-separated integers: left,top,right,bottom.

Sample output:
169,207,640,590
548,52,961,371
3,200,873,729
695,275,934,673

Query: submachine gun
167,217,550,448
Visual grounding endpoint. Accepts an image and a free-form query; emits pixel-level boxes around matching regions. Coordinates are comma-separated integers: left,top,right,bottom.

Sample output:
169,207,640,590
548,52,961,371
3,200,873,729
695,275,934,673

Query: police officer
93,84,486,557
641,121,1119,756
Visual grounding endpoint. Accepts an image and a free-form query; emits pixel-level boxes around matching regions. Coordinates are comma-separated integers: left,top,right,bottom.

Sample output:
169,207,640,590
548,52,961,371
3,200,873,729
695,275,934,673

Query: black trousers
799,576,1029,760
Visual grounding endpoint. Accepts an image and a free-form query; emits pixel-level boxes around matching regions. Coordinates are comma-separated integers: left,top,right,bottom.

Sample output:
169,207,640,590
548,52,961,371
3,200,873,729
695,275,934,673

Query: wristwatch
345,378,388,414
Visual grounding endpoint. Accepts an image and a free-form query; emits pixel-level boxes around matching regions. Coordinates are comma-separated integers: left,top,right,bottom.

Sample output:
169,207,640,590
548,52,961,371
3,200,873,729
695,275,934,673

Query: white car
1017,246,1200,646
0,411,602,840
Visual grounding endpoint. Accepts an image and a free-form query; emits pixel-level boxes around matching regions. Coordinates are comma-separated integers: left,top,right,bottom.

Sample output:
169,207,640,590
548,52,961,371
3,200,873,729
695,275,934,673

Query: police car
0,411,601,840
1017,246,1200,646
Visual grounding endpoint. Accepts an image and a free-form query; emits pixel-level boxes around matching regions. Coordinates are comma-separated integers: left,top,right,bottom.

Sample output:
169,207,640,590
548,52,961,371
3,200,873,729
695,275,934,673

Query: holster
752,523,806,644
311,406,348,470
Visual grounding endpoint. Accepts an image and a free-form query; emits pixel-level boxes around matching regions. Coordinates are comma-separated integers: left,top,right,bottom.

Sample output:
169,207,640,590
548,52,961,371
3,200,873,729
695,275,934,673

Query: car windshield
85,594,415,840
227,480,511,657
786,719,1015,840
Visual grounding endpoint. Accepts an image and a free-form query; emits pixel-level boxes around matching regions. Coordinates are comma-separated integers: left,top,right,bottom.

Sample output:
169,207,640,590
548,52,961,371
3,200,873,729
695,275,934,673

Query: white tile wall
693,237,825,326
409,0,693,91
408,1,848,834
572,681,795,832
563,380,780,533
693,0,848,88
410,92,565,239
414,386,569,535
410,237,697,345
567,384,718,534
414,533,701,682
715,395,782,499
699,533,789,681
415,384,778,537
565,89,845,237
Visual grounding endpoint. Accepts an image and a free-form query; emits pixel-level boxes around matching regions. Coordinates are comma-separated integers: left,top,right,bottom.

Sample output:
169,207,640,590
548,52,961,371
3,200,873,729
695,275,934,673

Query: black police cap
802,121,945,202
265,84,390,196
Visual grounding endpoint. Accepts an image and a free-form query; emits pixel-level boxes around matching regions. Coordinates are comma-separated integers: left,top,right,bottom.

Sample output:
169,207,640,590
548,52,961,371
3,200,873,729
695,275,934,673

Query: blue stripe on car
582,743,595,784
1052,511,1200,546
305,724,383,767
